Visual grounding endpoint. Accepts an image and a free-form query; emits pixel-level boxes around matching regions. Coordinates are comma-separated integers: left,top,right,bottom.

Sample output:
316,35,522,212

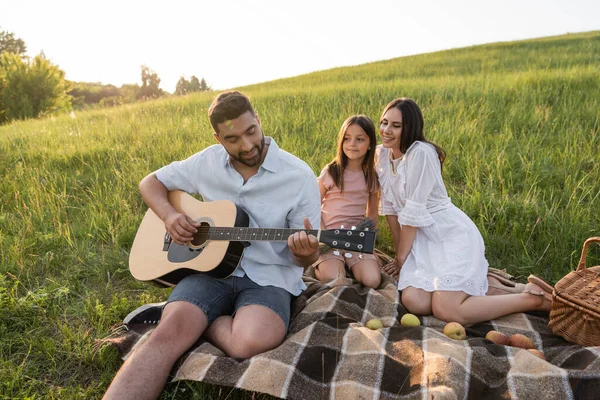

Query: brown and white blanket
102,271,600,399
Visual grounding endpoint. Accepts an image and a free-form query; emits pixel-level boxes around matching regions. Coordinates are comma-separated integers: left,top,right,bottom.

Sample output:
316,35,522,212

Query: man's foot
523,283,552,311
123,301,166,325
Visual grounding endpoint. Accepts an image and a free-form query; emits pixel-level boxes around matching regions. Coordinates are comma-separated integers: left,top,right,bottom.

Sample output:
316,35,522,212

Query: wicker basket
548,237,600,347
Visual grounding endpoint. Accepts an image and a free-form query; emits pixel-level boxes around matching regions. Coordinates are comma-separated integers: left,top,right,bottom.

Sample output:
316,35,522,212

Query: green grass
1,31,599,399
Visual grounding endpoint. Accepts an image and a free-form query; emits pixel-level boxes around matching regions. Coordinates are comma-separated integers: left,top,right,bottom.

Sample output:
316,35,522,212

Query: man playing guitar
104,91,321,399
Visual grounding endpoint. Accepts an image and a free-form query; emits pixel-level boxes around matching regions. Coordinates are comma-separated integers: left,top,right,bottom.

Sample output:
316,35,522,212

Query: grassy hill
1,31,599,398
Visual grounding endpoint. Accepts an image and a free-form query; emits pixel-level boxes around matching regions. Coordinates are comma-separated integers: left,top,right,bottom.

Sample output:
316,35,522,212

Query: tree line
0,28,211,124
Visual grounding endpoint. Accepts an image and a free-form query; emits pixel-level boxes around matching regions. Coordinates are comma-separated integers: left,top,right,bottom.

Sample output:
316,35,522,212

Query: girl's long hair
380,98,445,166
326,115,379,193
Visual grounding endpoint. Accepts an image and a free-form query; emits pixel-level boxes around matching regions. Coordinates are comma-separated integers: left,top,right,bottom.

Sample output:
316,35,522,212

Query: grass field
1,31,599,399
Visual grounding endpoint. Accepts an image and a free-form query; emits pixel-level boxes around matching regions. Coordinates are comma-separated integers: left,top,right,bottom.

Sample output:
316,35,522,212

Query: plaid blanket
102,271,600,399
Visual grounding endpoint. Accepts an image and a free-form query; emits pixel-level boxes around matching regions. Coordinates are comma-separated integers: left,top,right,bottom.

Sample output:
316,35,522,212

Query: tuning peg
340,225,344,229
351,226,356,230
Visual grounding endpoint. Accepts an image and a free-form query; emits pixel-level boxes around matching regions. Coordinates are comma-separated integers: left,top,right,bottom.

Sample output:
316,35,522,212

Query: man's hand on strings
164,211,201,244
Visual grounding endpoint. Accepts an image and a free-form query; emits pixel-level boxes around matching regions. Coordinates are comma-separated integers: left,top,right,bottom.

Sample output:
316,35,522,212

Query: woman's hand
395,255,407,268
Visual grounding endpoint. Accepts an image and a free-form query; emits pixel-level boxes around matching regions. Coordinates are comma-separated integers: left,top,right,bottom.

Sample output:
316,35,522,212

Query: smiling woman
376,97,553,327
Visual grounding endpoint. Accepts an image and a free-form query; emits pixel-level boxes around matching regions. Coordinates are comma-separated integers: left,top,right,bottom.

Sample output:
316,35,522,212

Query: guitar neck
207,227,318,242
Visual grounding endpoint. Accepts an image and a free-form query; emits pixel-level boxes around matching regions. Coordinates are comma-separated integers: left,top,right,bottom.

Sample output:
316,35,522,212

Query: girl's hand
382,259,400,280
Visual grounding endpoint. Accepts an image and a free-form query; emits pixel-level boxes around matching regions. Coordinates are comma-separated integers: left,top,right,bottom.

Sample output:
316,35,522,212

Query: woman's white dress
376,142,489,296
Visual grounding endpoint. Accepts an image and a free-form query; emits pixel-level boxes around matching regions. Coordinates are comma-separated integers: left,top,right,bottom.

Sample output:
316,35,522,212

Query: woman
376,98,550,326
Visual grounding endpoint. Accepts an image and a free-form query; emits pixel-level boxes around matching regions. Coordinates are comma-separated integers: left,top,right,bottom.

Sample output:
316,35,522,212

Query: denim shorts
166,274,293,329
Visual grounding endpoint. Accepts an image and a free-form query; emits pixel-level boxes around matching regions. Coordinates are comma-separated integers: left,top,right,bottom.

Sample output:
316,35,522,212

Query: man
104,91,321,399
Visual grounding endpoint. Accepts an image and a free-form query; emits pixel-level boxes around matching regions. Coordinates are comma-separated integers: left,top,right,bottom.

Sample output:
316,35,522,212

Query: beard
229,134,266,167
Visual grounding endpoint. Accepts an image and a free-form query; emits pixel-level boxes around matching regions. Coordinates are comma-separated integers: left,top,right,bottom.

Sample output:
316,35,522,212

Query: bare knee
431,302,469,326
149,303,206,351
354,265,381,289
227,330,284,359
360,274,381,289
315,260,345,282
401,288,432,316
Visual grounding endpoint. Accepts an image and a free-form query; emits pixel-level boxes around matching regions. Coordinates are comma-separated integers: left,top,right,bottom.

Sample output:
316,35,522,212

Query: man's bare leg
204,305,286,359
103,301,208,400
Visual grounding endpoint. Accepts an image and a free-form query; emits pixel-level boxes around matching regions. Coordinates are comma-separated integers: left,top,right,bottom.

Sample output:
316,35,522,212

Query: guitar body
129,192,249,286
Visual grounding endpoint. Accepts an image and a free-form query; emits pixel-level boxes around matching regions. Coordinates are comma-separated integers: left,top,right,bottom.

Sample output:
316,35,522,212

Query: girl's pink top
318,167,375,230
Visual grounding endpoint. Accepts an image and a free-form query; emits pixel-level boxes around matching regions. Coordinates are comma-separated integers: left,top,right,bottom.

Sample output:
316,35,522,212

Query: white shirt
376,142,489,296
156,137,321,295
377,142,452,225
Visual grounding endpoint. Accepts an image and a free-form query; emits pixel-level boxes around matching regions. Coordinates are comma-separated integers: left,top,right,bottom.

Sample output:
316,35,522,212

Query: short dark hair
208,91,255,134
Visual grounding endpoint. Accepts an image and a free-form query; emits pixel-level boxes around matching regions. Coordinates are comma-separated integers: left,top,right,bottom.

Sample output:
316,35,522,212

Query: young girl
314,115,381,289
376,98,551,326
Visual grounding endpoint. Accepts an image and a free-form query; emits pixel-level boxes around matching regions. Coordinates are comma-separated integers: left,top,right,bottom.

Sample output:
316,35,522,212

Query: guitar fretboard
206,227,318,242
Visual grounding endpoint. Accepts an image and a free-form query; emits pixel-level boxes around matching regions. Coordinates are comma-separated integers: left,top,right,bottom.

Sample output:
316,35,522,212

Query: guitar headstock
319,228,376,254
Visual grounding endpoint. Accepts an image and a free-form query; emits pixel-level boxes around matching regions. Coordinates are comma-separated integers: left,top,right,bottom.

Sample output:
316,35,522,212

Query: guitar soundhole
189,222,210,249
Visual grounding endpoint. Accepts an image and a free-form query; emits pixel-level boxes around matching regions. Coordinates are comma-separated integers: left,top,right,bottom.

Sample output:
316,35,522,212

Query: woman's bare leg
401,286,433,315
431,283,551,327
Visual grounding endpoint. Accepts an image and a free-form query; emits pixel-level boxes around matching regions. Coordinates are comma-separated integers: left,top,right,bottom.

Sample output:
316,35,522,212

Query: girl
314,115,381,289
376,98,551,326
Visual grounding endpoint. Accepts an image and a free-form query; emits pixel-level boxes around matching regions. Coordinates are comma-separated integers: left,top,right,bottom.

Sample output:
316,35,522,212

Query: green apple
400,313,421,326
443,322,467,340
366,318,383,330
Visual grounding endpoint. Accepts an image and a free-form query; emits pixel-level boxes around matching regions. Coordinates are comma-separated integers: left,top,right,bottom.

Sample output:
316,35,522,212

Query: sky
2,0,599,93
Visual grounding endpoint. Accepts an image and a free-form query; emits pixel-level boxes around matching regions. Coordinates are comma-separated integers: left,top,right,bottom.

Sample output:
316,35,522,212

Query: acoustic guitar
129,191,376,286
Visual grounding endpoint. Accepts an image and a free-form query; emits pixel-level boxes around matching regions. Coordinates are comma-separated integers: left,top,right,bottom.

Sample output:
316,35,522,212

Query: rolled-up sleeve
397,145,439,227
289,173,321,231
156,152,205,193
